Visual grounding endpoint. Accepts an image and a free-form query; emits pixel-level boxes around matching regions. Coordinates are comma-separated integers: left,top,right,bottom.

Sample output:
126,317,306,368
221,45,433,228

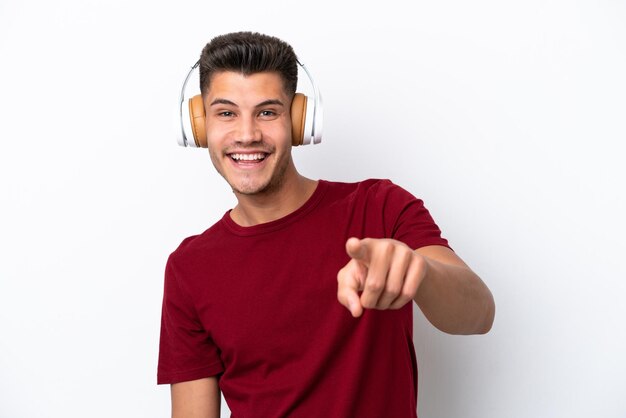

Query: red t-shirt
158,179,449,417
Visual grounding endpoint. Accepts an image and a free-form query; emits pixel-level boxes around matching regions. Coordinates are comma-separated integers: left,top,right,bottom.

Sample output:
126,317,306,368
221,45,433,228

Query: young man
158,32,495,418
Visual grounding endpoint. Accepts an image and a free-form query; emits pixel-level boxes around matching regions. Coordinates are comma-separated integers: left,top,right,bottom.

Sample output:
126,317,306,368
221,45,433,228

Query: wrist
413,252,435,302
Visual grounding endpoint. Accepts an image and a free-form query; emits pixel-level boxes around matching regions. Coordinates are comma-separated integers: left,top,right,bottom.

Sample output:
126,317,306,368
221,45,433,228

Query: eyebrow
209,98,285,108
256,99,285,108
210,98,237,107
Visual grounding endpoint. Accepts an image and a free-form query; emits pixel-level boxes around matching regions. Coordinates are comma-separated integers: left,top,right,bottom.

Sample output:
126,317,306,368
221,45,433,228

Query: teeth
231,153,265,161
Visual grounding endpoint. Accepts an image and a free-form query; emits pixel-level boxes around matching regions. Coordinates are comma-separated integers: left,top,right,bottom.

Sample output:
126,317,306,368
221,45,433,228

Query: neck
229,169,318,227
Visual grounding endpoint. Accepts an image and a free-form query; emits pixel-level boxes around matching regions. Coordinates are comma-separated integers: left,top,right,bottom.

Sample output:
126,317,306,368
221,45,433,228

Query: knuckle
376,300,391,310
385,284,402,299
412,252,425,268
336,288,349,303
398,248,413,266
365,279,383,293
400,287,415,300
389,299,408,310
361,297,376,309
383,241,395,257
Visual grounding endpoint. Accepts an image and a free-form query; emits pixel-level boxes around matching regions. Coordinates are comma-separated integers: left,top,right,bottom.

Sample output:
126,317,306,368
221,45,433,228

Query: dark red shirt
158,179,449,417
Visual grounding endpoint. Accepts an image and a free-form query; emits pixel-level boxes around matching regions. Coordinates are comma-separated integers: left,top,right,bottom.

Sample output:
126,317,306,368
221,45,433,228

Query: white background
1,1,625,417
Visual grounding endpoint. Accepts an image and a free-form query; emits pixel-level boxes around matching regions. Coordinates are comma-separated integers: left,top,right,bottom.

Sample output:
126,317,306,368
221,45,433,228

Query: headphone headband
178,61,200,148
295,60,323,145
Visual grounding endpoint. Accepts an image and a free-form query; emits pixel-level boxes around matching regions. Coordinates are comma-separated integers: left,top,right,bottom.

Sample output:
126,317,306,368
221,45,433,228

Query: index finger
337,260,365,318
345,237,370,265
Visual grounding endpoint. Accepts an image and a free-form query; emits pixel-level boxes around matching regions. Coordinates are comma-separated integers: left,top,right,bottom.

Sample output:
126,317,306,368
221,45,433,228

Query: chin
232,185,267,196
231,180,276,196
229,165,290,197
230,173,287,196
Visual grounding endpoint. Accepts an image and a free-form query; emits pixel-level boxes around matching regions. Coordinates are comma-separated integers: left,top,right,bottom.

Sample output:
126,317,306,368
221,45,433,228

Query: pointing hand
337,237,428,317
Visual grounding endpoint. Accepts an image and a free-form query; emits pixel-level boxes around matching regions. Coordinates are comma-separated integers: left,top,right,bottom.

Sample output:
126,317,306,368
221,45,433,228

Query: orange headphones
177,60,323,148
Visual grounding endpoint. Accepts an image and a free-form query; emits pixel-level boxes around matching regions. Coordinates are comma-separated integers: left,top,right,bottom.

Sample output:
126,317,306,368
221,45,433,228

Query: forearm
414,255,495,335
171,377,221,418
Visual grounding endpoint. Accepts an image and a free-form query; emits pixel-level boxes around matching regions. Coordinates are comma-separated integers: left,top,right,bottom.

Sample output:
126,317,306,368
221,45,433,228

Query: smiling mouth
229,153,268,162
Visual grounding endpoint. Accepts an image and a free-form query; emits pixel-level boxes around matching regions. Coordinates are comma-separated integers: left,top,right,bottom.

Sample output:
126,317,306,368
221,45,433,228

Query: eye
259,110,278,119
218,111,235,117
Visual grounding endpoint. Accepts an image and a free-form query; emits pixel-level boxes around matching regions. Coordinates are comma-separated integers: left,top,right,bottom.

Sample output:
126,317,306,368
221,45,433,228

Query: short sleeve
157,255,224,384
378,180,451,250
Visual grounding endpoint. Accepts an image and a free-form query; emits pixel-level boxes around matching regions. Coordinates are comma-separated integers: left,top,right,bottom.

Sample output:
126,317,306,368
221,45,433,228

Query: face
203,71,295,196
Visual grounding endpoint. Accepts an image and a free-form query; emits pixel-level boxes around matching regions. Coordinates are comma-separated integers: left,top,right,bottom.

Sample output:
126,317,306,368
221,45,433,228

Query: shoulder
323,178,415,203
322,178,403,195
167,216,228,267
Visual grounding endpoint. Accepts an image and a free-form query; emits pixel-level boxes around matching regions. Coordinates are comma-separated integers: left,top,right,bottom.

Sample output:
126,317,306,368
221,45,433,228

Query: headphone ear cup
189,95,207,148
290,93,307,146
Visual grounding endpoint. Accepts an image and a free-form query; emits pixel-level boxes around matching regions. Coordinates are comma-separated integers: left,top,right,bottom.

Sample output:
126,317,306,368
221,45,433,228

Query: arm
171,377,221,418
414,245,494,334
337,238,495,335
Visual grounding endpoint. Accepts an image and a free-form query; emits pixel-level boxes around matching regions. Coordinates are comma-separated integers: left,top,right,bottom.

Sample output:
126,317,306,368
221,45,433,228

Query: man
158,31,495,418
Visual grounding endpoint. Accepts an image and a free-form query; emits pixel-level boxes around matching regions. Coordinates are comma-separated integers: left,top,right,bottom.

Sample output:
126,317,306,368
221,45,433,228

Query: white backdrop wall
1,1,625,417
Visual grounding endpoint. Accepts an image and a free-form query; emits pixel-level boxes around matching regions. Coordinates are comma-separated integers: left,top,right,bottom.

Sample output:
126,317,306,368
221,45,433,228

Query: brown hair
199,31,298,98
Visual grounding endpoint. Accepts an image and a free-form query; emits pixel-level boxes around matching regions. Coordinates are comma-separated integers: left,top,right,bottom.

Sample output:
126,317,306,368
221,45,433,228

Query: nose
236,114,262,144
